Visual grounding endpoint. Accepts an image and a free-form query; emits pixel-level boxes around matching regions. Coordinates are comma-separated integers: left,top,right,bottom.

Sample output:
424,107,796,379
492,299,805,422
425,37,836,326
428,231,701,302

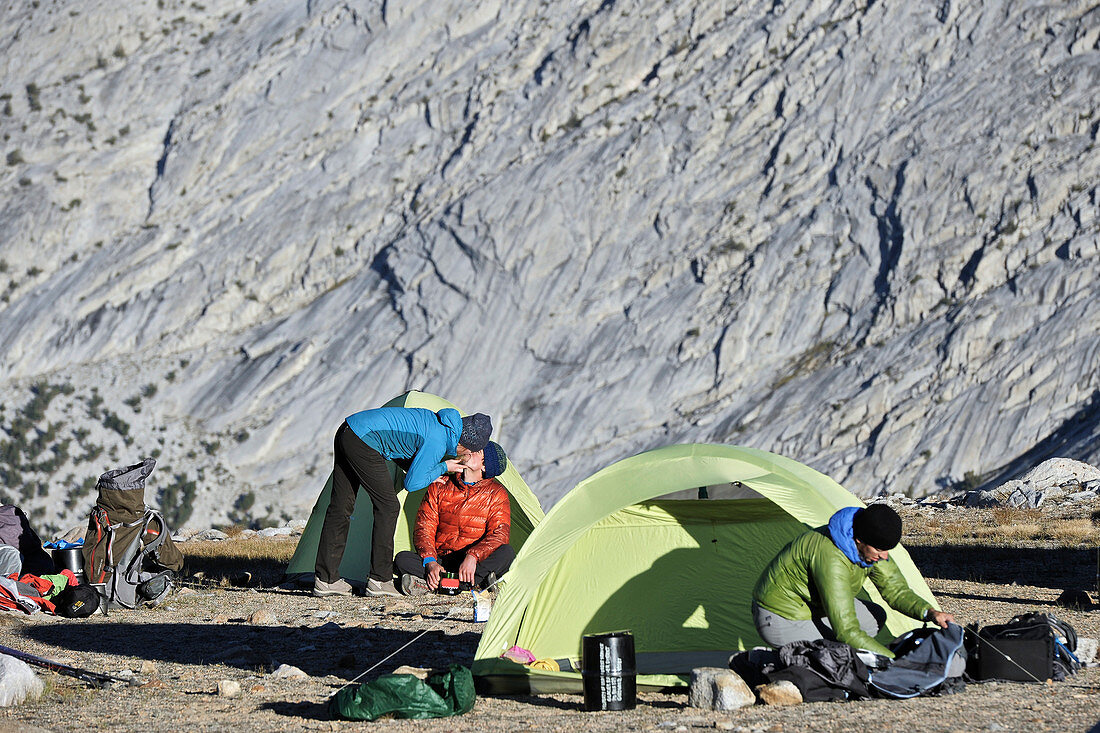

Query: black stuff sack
54,584,100,618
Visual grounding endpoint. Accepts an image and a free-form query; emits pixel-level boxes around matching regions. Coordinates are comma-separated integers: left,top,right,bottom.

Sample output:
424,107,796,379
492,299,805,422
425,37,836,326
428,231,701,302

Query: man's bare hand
425,561,443,590
444,459,466,474
458,554,477,584
928,610,955,629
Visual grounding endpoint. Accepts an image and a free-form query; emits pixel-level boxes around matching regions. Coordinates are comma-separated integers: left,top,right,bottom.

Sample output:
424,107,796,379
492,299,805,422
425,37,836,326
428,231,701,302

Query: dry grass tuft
990,507,1043,525
181,537,298,563
1041,519,1098,544
973,523,1042,541
180,537,299,587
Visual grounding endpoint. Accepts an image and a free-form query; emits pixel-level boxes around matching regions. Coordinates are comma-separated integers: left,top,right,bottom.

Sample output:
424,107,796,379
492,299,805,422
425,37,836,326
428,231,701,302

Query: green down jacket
752,527,933,657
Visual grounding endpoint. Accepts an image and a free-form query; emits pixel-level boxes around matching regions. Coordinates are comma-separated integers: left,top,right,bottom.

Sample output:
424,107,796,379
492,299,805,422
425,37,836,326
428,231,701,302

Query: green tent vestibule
284,390,545,586
472,443,940,694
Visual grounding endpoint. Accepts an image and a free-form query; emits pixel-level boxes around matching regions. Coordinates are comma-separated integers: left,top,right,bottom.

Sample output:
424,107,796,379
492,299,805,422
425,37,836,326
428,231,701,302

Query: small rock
217,680,242,698
270,664,308,680
211,614,231,623
287,519,307,529
313,610,339,619
259,527,293,537
248,608,278,625
316,602,333,611
139,660,157,675
755,680,802,706
192,529,230,541
392,665,432,679
177,587,197,596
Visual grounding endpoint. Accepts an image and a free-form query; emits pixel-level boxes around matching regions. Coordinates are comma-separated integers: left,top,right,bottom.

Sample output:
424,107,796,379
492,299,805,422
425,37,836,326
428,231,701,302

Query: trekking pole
0,643,131,688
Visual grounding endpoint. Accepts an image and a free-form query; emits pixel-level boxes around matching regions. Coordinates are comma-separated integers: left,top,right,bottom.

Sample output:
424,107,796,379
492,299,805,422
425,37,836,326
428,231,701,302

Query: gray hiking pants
753,599,887,650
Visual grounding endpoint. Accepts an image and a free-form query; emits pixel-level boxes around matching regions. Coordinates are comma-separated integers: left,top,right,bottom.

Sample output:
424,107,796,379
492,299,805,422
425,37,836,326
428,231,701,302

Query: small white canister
472,591,492,622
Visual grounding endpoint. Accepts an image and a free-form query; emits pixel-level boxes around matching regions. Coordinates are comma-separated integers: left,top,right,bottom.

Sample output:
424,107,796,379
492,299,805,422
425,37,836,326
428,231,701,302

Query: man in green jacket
752,504,954,658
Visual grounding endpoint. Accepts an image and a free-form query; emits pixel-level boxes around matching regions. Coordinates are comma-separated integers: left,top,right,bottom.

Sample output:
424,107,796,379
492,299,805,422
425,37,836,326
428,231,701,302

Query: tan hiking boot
313,577,353,597
365,578,401,597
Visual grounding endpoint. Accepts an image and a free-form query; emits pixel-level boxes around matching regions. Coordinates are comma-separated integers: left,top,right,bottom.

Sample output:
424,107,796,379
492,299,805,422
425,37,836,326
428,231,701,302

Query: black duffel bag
967,612,1080,682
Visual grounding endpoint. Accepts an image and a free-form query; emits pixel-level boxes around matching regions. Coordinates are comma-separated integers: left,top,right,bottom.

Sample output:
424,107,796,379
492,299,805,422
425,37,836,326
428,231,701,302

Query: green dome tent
284,390,545,586
472,443,939,693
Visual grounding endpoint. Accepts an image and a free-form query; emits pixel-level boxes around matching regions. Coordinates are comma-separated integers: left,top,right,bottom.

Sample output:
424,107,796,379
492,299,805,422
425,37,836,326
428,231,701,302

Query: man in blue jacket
314,406,493,597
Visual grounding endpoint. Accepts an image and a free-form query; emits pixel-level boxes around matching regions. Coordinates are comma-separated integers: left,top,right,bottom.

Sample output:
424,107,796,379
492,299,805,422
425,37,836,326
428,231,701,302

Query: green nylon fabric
472,444,938,693
284,391,544,583
329,664,476,721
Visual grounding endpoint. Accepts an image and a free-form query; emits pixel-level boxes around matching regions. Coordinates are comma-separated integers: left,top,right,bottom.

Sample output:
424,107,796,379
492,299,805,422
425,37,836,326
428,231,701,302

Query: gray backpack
82,459,184,609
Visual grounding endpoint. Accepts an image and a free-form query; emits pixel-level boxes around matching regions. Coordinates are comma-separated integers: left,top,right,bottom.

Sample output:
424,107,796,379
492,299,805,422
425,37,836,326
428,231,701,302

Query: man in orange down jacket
394,441,514,595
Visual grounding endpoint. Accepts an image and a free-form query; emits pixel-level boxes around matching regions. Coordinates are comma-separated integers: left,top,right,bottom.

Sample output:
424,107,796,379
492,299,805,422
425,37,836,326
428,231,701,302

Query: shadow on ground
909,544,1100,590
19,621,481,680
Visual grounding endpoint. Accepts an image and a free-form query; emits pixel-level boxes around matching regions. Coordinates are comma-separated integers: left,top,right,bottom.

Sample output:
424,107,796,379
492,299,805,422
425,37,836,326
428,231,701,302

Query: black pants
315,422,399,583
394,544,515,587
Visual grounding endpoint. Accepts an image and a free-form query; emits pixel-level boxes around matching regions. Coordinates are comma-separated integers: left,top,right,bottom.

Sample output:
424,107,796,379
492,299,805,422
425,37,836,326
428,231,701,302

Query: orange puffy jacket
414,474,510,562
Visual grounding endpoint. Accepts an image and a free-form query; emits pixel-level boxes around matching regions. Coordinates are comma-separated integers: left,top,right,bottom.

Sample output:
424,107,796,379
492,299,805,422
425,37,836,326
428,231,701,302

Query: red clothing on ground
414,473,510,562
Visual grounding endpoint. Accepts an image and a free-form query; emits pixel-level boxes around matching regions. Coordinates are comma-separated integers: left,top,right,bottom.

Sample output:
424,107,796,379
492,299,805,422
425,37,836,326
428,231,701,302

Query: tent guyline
332,577,503,698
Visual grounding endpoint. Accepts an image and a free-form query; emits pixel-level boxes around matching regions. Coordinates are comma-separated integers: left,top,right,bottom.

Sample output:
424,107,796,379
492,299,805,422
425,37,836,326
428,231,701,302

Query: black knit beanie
852,504,903,550
459,413,492,452
482,441,507,479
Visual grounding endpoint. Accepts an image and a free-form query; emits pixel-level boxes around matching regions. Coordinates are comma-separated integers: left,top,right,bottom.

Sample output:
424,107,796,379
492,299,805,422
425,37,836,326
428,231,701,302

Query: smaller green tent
284,391,545,585
472,444,939,693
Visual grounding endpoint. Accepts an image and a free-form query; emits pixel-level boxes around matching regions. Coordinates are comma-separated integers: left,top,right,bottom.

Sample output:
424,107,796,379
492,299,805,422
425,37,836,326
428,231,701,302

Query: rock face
0,0,1098,531
965,457,1100,507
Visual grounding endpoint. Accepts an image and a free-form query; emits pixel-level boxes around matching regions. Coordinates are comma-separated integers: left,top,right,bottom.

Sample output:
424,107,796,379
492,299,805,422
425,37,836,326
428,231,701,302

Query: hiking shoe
313,577,353,597
365,578,401,597
400,573,430,597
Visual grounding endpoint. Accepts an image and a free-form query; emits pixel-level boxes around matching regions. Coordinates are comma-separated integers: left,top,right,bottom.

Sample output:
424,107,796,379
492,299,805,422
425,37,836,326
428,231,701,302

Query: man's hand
444,459,466,474
458,554,477,584
928,610,955,629
425,561,443,590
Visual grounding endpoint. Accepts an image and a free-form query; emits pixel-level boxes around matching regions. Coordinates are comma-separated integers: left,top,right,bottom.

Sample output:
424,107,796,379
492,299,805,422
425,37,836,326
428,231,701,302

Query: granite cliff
0,0,1098,531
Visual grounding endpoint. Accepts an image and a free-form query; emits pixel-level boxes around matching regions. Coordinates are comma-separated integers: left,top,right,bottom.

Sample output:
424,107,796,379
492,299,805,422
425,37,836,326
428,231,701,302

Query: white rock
270,664,308,680
688,667,755,710
216,680,241,698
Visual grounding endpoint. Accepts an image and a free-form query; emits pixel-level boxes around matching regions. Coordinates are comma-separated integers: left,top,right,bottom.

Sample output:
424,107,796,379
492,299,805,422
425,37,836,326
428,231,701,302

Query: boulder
688,667,755,710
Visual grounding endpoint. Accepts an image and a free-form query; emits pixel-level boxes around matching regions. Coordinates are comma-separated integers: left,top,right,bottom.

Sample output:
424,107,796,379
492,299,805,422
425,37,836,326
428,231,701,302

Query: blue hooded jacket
344,407,462,491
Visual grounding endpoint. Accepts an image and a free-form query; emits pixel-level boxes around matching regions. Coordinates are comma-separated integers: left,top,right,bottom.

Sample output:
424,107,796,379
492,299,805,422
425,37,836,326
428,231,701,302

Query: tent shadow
19,622,482,679
583,546,762,673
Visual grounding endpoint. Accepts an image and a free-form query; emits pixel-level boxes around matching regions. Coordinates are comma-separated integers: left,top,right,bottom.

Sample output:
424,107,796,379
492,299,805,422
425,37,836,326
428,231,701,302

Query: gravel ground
0,532,1098,732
